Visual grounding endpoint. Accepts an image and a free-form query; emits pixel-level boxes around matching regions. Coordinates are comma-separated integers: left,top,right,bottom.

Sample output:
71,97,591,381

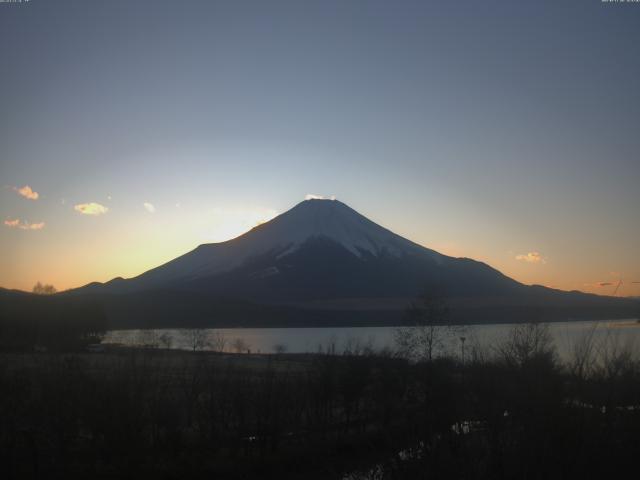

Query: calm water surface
104,319,640,361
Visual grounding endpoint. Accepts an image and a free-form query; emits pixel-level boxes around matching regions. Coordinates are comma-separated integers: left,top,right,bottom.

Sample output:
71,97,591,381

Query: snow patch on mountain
251,199,437,259
102,199,445,291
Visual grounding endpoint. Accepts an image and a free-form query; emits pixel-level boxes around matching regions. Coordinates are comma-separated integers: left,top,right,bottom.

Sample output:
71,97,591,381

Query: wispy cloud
4,218,45,230
4,219,20,228
143,202,156,213
305,194,336,200
14,185,39,200
74,202,109,215
23,222,45,230
515,251,546,264
597,282,613,287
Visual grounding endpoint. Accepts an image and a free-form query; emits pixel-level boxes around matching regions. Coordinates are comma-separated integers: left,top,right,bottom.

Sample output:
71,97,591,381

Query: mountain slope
68,199,638,326
80,199,448,293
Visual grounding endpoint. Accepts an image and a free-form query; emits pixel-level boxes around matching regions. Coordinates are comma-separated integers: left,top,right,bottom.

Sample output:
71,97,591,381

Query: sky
1,0,639,296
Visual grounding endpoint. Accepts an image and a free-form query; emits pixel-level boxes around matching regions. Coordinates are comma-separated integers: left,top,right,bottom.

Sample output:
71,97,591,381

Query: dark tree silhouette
395,290,462,361
32,281,57,295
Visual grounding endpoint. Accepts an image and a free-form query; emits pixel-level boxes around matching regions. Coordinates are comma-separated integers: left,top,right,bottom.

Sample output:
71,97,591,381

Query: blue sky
1,0,639,295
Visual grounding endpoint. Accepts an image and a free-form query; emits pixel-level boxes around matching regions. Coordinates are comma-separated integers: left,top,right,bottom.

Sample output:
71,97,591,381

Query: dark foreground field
2,327,640,480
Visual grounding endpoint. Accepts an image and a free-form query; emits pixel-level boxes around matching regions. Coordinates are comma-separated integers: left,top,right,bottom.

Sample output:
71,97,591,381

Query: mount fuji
69,199,637,327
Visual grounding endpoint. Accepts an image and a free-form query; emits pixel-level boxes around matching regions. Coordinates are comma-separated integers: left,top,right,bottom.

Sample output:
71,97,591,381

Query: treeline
0,292,107,351
1,325,639,479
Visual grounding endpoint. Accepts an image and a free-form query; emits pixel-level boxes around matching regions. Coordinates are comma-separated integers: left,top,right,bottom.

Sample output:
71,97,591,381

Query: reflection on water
103,319,640,361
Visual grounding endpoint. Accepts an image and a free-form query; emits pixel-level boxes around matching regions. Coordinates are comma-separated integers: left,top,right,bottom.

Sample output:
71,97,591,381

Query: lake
104,319,640,362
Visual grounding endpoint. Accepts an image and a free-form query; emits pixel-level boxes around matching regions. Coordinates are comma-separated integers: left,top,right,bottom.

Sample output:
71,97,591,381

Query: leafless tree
210,331,226,352
159,332,173,349
273,343,287,355
181,328,210,352
595,329,635,380
394,291,460,361
232,337,249,354
568,322,599,381
496,321,555,367
137,329,159,348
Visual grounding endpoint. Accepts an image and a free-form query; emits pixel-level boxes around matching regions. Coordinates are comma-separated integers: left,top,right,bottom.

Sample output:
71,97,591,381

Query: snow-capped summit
74,197,528,304
117,198,444,291
244,198,441,259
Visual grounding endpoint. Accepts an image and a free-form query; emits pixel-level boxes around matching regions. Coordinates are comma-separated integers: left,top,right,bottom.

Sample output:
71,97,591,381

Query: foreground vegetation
1,322,639,479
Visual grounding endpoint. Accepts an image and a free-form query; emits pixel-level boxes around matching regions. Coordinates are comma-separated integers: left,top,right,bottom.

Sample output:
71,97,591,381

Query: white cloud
14,185,39,200
74,202,109,215
143,202,156,213
4,218,45,230
4,219,20,228
515,251,546,264
23,222,45,230
305,194,336,200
